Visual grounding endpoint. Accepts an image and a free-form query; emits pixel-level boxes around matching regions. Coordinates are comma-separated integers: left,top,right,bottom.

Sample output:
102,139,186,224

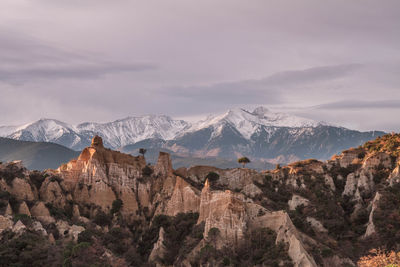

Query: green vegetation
0,230,60,266
254,175,291,210
195,227,293,267
0,162,24,186
139,212,200,265
363,133,400,157
62,241,107,267
142,165,153,176
205,172,220,182
110,199,123,214
374,183,400,249
29,171,48,190
237,157,250,168
13,214,33,226
45,203,73,221
93,210,112,226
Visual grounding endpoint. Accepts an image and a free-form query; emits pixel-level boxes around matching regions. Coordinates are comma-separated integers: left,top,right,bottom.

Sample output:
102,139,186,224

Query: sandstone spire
91,135,104,148
154,152,173,177
204,179,210,190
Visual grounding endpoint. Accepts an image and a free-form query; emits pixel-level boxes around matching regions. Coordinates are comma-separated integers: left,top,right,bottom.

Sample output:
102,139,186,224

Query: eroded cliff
1,134,400,266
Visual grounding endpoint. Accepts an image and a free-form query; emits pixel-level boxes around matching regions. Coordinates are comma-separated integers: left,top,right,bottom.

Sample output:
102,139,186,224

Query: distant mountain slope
121,139,274,170
0,107,385,162
0,137,79,170
0,116,189,150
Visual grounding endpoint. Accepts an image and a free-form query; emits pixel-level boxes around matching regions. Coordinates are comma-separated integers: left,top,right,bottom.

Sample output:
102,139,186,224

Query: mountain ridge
0,107,385,162
0,137,79,170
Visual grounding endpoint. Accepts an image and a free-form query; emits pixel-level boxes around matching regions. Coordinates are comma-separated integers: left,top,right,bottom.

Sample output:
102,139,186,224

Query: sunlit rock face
2,133,397,267
57,136,146,212
198,180,248,247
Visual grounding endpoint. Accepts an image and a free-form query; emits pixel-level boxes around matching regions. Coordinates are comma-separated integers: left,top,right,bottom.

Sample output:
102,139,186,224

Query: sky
0,0,399,132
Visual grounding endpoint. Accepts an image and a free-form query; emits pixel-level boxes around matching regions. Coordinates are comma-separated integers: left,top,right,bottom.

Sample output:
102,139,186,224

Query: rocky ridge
0,134,399,266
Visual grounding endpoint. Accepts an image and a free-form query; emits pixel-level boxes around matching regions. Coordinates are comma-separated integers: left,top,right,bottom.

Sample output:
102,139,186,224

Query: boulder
242,183,262,197
18,201,31,216
288,195,310,211
30,201,55,224
10,178,36,201
306,217,328,233
12,220,26,235
56,220,85,242
32,221,47,236
39,178,66,208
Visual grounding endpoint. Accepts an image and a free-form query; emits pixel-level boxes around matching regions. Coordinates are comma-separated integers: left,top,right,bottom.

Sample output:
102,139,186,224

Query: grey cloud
0,31,156,83
157,64,362,104
0,63,155,82
263,64,362,86
313,100,400,110
0,0,399,132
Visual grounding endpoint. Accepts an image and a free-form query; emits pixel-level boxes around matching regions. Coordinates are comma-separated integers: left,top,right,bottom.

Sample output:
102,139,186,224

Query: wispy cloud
312,100,400,110
156,64,363,104
0,30,156,83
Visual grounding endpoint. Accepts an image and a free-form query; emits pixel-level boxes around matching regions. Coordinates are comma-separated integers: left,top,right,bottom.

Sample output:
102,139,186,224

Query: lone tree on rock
139,148,147,157
238,157,250,168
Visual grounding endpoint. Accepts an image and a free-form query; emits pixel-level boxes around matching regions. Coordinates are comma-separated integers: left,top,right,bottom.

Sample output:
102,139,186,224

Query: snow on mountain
0,125,19,137
5,119,83,148
188,107,322,139
10,119,77,140
0,107,384,162
0,115,190,150
77,115,190,148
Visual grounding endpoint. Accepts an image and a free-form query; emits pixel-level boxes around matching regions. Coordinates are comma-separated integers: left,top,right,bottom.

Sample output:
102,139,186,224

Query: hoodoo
0,134,399,266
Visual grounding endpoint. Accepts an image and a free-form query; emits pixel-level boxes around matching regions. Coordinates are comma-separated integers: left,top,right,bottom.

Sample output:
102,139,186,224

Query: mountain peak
252,106,270,116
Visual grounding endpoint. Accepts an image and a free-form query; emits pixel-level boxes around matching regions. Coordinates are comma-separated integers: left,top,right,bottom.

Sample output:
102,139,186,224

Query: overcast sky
0,0,399,132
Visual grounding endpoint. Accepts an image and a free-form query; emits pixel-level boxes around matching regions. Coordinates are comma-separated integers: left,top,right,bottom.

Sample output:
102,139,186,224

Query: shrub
13,214,32,226
0,164,24,186
205,172,220,182
71,242,91,257
93,211,111,227
49,176,62,183
77,230,94,244
0,231,55,266
29,171,47,190
45,203,71,221
358,249,400,267
0,190,10,200
374,183,400,249
321,248,333,257
102,227,127,255
238,157,250,168
110,199,123,214
142,165,153,176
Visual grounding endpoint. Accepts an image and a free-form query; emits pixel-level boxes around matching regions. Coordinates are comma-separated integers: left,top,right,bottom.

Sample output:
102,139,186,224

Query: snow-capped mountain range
0,115,190,150
0,107,384,162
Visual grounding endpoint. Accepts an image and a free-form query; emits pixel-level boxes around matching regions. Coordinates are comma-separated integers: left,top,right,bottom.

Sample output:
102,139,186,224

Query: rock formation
0,134,399,267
